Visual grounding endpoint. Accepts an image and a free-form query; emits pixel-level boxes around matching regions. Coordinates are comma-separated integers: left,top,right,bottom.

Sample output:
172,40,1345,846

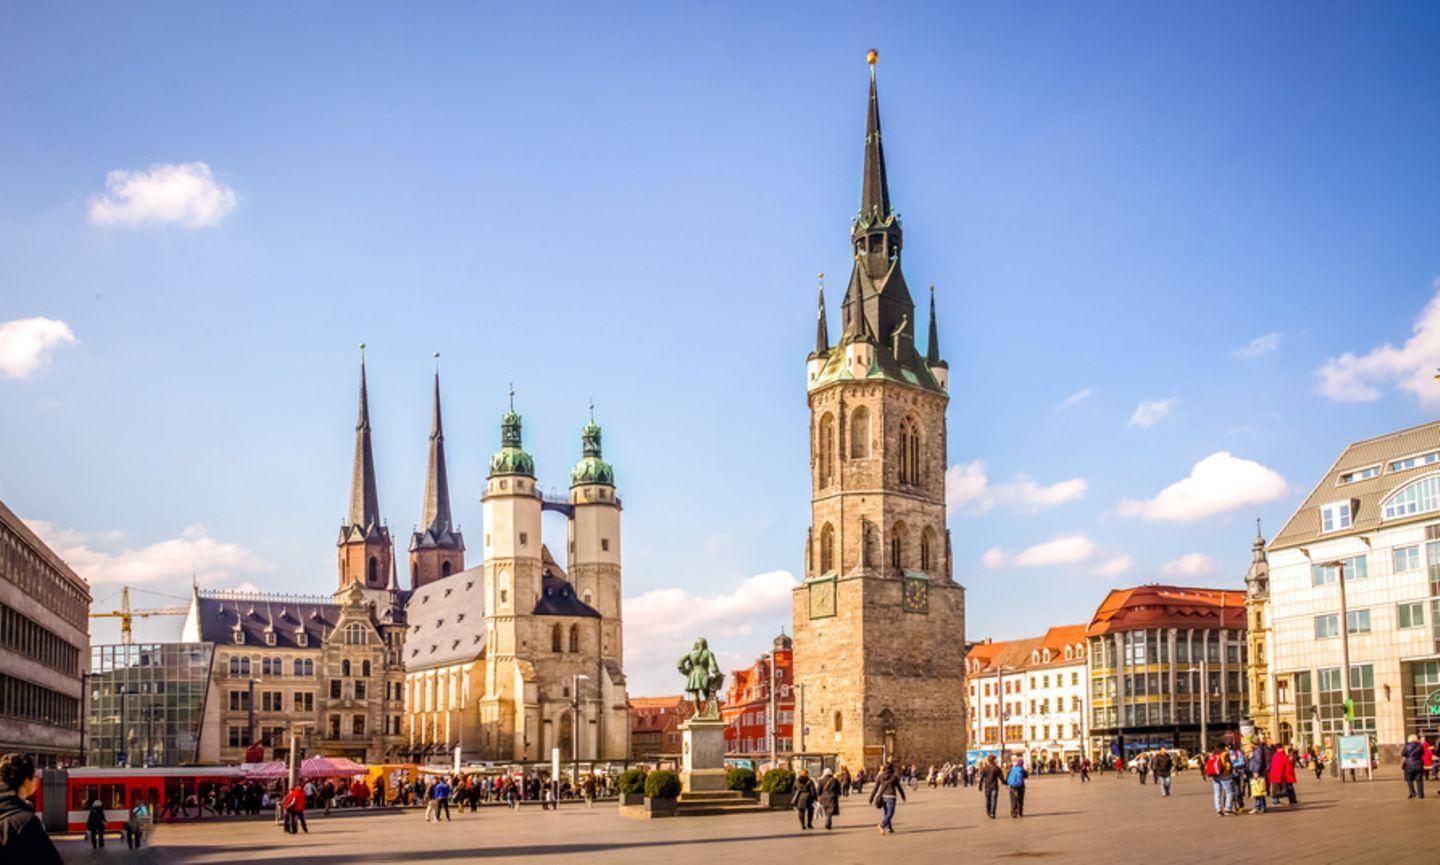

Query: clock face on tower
809,577,837,619
902,576,929,614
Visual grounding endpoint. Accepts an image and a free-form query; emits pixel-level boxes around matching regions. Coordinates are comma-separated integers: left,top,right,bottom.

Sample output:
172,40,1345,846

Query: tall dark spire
842,255,873,341
925,286,946,367
860,49,891,222
814,274,830,355
419,358,453,537
347,344,382,530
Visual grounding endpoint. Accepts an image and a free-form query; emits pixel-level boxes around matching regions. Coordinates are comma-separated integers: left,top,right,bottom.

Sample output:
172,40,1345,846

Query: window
1312,555,1367,586
362,660,371,678
811,522,835,574
355,681,367,700
294,692,314,712
329,679,341,699
341,659,352,677
833,711,843,732
601,539,610,552
353,715,365,736
850,407,870,458
345,624,366,645
1383,473,1440,520
920,527,936,572
817,413,835,487
1314,615,1339,639
367,557,378,584
519,532,528,547
1389,451,1440,473
552,624,563,653
1347,609,1371,634
889,521,907,569
1338,465,1381,484
1399,602,1425,629
1395,545,1422,573
569,624,580,653
897,418,921,485
1320,501,1353,532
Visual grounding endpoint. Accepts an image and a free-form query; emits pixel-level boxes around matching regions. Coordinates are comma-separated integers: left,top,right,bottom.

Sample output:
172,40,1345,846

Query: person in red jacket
1268,745,1298,807
1423,738,1435,781
349,779,369,808
282,785,308,834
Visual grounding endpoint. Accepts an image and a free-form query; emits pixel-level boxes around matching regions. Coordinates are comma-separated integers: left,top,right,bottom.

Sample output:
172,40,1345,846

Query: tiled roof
966,624,1089,674
403,565,486,670
1271,419,1440,550
1085,585,1245,635
193,593,340,648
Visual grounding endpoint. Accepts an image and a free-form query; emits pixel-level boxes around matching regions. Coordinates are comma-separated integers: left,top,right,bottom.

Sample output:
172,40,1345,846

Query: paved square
54,769,1439,864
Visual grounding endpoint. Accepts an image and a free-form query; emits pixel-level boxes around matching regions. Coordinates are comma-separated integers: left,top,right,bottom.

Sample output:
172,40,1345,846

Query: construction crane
89,586,190,647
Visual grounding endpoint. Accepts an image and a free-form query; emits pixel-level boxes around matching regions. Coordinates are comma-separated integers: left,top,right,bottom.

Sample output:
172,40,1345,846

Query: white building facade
965,626,1088,764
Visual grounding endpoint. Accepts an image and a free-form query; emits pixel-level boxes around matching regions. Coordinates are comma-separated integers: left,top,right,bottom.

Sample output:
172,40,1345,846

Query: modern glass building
87,643,213,767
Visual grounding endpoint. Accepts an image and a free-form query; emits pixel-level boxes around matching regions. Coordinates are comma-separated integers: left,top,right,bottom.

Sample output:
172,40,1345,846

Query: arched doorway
877,707,897,764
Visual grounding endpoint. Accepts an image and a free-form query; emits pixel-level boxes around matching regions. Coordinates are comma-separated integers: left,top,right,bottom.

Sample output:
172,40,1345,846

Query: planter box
643,796,678,817
757,791,790,809
619,792,644,807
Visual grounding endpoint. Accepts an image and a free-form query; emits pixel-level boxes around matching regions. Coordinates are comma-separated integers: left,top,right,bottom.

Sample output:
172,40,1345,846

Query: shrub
644,770,681,800
617,768,647,795
759,768,794,794
726,766,758,792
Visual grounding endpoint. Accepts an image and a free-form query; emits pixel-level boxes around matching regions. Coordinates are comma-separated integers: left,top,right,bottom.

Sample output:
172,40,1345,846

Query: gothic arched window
362,660,372,678
819,523,835,574
920,527,937,572
889,521,907,570
441,561,453,578
367,557,378,584
818,413,835,488
834,711,844,733
569,624,580,653
897,418,922,485
552,624,563,653
342,659,352,677
850,406,870,458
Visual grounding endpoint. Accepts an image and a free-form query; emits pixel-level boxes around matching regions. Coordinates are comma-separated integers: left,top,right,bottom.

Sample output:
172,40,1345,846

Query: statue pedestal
679,715,728,792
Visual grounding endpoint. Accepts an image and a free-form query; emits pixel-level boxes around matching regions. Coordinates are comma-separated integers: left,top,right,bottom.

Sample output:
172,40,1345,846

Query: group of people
1201,741,1299,815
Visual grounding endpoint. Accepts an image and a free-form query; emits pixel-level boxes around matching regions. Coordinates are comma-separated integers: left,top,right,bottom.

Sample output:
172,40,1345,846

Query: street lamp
1315,559,1355,738
571,673,590,791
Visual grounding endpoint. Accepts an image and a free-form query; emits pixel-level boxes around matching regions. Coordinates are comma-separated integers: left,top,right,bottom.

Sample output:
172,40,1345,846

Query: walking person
125,799,149,849
1423,737,1436,781
1269,746,1298,807
1006,757,1029,818
867,762,905,835
816,768,842,831
282,784,308,834
1079,757,1090,783
978,756,1002,819
0,754,62,864
1135,754,1148,785
433,776,453,821
86,798,108,848
1403,734,1427,799
1153,749,1173,797
791,768,817,830
1204,744,1233,817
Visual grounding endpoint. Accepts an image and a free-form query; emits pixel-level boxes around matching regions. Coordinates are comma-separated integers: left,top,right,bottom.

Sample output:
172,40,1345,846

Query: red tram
41,766,245,832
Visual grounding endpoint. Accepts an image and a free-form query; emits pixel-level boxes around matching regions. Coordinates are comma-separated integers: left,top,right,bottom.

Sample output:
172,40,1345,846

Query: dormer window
1338,465,1380,485
296,632,308,647
264,631,276,646
1320,500,1353,532
1389,450,1440,473
232,628,244,645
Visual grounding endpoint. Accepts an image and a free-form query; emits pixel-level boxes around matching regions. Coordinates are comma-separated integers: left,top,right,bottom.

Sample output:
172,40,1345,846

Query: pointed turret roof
925,286,946,368
347,347,382,531
812,276,830,357
842,256,874,341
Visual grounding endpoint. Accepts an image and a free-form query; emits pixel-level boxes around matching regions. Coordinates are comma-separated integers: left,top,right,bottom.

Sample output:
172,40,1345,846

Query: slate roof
1270,419,1440,550
192,593,340,648
533,547,600,618
403,564,487,670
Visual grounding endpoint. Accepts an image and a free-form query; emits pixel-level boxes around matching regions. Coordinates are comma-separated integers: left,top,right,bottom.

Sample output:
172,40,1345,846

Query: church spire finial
419,356,453,537
814,273,830,355
926,285,947,368
347,344,381,530
860,49,891,222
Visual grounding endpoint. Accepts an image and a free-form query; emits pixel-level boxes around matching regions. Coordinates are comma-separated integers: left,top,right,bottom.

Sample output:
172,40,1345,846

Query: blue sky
3,2,1439,694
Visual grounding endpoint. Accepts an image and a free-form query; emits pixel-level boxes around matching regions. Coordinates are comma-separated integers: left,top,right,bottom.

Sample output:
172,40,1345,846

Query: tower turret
926,286,949,391
568,404,622,663
338,345,392,591
482,388,542,620
409,358,465,588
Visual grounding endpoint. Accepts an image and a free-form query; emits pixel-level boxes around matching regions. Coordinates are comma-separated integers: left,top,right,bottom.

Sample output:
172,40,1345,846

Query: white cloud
1116,451,1287,523
986,533,1098,569
981,546,1008,568
23,519,267,586
946,461,1086,515
1161,553,1218,578
624,570,798,695
1091,555,1133,579
1316,282,1440,407
1128,398,1178,429
88,162,238,229
1057,388,1093,411
0,317,76,379
1233,332,1282,359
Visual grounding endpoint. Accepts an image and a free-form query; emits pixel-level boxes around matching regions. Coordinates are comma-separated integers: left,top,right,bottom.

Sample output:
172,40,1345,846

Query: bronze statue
677,637,724,716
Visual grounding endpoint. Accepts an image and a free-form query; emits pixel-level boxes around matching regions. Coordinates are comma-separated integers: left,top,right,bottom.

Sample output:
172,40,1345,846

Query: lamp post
767,653,779,769
571,673,589,790
795,683,807,755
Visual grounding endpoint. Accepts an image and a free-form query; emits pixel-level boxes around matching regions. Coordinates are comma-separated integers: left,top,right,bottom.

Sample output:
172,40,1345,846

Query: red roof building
628,695,693,761
721,634,794,761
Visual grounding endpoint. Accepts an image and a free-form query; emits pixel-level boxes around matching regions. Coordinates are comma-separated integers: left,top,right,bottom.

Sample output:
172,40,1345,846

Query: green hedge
617,768,647,795
759,768,794,794
644,770,681,800
726,767,758,792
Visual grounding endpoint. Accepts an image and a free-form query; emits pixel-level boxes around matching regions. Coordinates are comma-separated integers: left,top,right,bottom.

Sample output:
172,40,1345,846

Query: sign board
863,746,885,756
1426,688,1440,716
1338,734,1370,771
551,747,560,781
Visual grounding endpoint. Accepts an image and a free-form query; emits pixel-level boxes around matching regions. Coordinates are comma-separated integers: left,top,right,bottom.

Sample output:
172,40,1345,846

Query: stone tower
338,349,393,591
567,407,624,670
1244,520,1276,742
409,364,465,589
791,53,967,769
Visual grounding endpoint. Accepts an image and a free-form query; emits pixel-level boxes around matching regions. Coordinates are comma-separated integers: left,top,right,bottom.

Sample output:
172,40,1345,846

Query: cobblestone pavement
53,768,1439,865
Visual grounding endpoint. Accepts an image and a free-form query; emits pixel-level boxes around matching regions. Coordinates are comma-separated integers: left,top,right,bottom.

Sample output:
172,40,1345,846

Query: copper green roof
488,408,535,478
570,417,615,487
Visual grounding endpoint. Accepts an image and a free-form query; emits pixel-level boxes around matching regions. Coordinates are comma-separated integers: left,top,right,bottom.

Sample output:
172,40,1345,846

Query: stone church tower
338,350,393,591
791,54,968,769
409,365,465,589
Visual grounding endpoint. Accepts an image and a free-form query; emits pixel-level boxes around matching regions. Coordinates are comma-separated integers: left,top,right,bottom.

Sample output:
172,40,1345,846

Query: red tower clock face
902,577,929,613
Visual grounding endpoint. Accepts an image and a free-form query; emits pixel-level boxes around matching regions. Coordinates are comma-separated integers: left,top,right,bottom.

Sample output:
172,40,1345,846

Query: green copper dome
570,416,615,487
488,408,535,478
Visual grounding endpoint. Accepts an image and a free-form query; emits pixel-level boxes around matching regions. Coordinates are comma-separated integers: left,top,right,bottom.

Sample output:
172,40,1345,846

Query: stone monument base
679,714,728,793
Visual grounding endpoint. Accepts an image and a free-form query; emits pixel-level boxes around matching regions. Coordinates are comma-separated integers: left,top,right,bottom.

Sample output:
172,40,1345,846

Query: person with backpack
1152,749,1173,797
977,755,1002,819
791,768,817,830
867,762,905,834
1005,757,1029,818
1204,744,1233,816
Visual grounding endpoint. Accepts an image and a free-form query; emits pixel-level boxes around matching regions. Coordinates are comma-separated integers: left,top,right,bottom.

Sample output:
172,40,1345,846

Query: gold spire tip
866,49,878,66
